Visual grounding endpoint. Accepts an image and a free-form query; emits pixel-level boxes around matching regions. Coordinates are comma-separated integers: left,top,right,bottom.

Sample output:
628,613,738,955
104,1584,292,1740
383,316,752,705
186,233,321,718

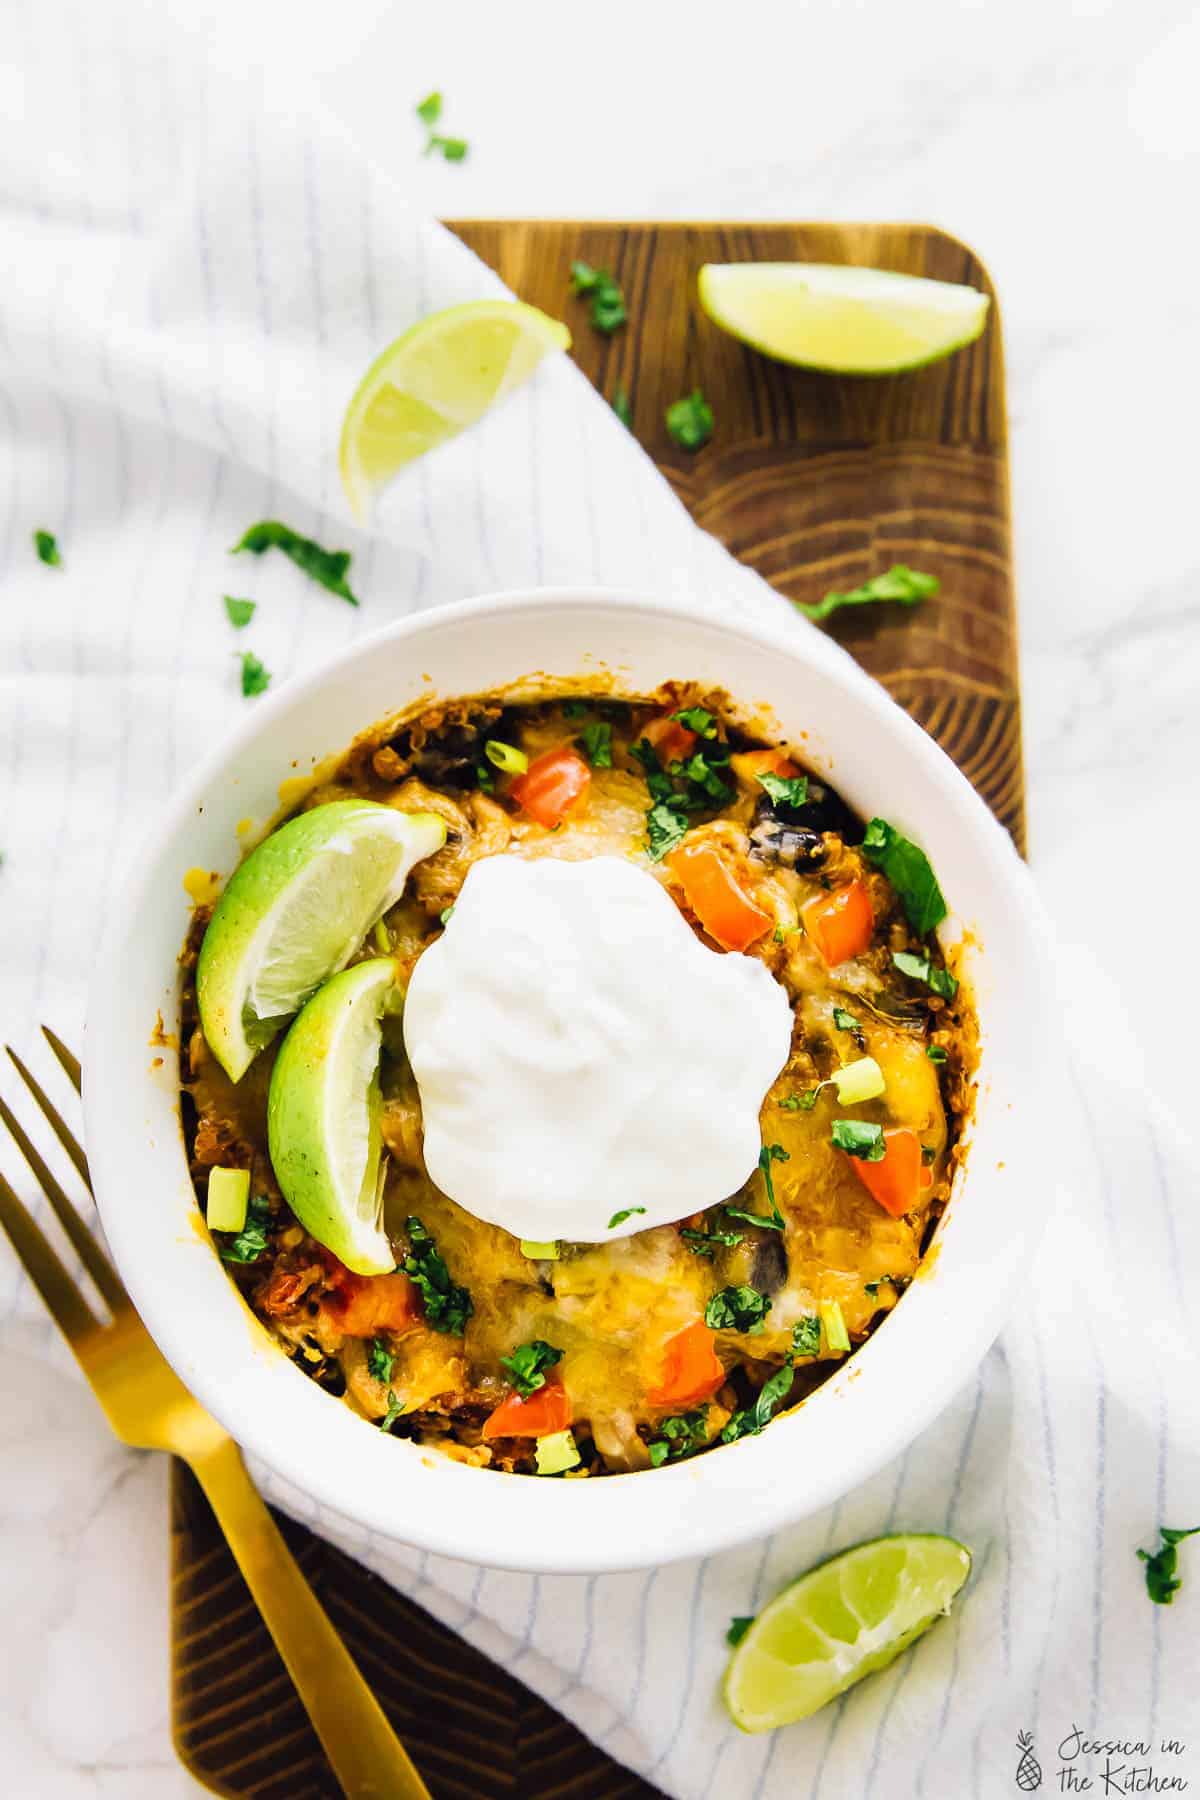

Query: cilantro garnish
612,386,632,428
645,801,689,863
223,595,256,629
561,699,590,718
608,1206,646,1229
1137,1525,1200,1605
672,706,718,738
861,817,946,936
666,389,713,451
705,1284,772,1334
475,760,496,793
726,1616,754,1646
232,520,359,605
780,1088,821,1112
832,1006,860,1032
720,1359,795,1443
724,1145,789,1233
401,1216,473,1335
926,1044,948,1064
33,529,61,568
578,721,613,768
831,1119,885,1161
570,261,627,334
757,771,809,809
415,91,442,125
217,1193,272,1264
798,564,939,624
680,1226,744,1258
499,1339,563,1399
367,1338,395,1384
646,1408,710,1466
238,651,271,698
380,1391,404,1433
426,135,468,162
892,949,958,1000
792,1315,821,1357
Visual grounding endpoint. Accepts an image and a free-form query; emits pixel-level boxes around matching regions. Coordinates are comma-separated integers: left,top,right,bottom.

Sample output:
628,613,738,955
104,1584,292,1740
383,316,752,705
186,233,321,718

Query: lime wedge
267,958,401,1275
723,1533,971,1732
197,801,446,1081
698,263,989,374
339,300,571,519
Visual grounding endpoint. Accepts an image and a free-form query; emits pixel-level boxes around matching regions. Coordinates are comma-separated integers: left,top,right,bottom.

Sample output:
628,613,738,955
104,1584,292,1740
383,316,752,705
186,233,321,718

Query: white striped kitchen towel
0,6,1197,1796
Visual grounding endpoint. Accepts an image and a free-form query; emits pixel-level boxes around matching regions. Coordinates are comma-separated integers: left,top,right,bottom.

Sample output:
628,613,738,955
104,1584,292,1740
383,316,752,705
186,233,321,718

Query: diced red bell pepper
802,879,874,966
667,841,773,952
646,1320,725,1407
846,1127,925,1217
483,1371,573,1440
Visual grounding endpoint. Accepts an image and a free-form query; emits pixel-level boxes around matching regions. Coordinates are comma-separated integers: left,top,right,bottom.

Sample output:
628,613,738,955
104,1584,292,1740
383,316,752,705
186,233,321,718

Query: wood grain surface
171,219,1021,1799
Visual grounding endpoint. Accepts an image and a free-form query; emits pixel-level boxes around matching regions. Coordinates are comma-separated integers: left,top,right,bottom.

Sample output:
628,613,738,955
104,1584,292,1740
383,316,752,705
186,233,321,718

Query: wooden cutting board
171,220,1020,1799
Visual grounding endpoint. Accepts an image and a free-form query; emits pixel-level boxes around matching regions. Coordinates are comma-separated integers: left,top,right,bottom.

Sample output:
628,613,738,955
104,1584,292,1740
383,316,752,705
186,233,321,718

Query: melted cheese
403,854,793,1242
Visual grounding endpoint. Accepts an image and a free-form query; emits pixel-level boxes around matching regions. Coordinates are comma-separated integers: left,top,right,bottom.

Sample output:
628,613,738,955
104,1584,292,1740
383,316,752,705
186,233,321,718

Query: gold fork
0,1028,431,1800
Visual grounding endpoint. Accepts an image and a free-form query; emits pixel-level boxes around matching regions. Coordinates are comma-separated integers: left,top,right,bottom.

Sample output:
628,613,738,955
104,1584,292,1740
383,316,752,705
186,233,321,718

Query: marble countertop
4,0,1198,1791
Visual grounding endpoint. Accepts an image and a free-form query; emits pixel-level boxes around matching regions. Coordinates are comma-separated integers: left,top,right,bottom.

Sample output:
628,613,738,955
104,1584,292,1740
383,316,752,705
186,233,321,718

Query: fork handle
185,1437,431,1800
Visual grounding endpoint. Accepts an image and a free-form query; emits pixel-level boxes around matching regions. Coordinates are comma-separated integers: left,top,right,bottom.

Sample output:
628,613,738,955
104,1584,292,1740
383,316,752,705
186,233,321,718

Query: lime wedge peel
723,1532,971,1732
196,801,446,1082
267,958,401,1275
698,263,989,375
340,299,571,520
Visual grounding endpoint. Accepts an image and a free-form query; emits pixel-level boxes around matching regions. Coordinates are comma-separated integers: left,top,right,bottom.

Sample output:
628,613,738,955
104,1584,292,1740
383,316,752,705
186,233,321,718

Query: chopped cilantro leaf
720,1359,796,1444
832,1006,860,1032
672,706,718,738
647,1407,710,1466
223,595,256,629
892,948,958,1000
561,698,590,718
780,1087,822,1112
232,520,359,605
426,135,468,162
1138,1525,1200,1605
367,1338,395,1384
608,1206,646,1228
680,1226,745,1257
380,1391,404,1432
645,800,689,862
798,564,939,624
726,1615,755,1646
757,771,809,809
415,91,442,125
705,1284,772,1334
861,817,946,936
926,1044,948,1064
666,389,713,452
217,1193,272,1263
33,529,61,567
402,1216,472,1335
578,721,613,768
238,651,271,698
500,1339,563,1399
569,261,626,334
475,761,495,793
792,1315,821,1357
612,385,632,428
831,1119,886,1161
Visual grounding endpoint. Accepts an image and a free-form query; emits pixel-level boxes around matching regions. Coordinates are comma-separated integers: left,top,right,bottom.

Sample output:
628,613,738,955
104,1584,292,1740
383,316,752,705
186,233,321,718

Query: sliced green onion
484,739,529,775
819,1298,851,1355
206,1166,250,1234
535,1428,581,1475
520,1239,560,1261
831,1057,886,1106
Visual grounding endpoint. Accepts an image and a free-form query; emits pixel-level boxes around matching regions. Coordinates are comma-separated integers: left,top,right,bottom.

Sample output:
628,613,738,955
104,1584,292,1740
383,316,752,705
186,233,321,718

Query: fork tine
6,1047,91,1192
41,1027,82,1095
0,1167,98,1345
0,1092,127,1312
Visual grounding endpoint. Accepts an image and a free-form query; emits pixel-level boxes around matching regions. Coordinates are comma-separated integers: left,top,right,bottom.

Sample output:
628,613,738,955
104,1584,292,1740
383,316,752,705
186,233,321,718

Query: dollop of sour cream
403,855,793,1243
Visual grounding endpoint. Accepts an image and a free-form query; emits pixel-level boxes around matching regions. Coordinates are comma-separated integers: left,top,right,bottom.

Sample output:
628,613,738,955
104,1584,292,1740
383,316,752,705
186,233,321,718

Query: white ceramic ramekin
86,589,1052,1574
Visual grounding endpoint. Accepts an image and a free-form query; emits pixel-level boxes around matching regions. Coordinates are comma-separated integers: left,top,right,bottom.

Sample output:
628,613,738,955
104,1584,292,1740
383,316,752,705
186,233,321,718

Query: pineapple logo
1015,1731,1043,1791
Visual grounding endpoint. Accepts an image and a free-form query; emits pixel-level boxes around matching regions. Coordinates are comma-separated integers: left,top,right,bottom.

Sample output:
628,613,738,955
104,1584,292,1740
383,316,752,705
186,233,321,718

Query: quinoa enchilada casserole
181,688,975,1479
